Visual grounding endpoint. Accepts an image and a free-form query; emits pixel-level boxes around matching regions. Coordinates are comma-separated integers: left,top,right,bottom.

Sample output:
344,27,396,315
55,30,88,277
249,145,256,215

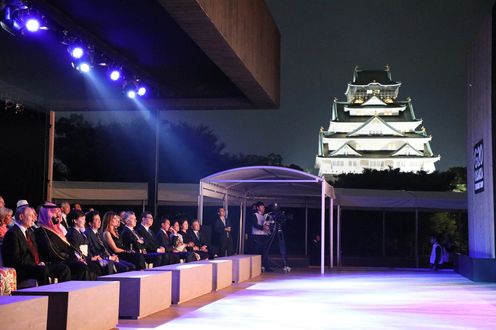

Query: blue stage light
25,18,40,32
109,69,121,81
1,4,46,35
70,46,84,59
78,62,91,73
137,86,147,96
126,90,137,99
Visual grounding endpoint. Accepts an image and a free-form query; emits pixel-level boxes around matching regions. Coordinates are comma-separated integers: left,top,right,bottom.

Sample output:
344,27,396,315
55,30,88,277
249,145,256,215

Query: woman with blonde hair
101,211,145,270
0,207,13,240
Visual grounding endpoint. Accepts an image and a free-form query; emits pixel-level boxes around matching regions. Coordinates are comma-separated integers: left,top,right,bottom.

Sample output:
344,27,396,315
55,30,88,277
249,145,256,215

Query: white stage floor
118,269,496,329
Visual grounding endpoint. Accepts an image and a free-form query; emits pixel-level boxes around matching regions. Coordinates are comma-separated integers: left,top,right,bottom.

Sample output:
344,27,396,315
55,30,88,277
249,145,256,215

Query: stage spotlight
69,46,84,59
137,86,147,96
0,4,46,35
25,18,40,32
109,69,121,81
126,90,137,99
72,61,91,73
78,62,91,73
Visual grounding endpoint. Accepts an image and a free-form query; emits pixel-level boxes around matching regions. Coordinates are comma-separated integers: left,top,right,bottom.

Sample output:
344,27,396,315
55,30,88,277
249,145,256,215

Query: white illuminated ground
119,270,496,329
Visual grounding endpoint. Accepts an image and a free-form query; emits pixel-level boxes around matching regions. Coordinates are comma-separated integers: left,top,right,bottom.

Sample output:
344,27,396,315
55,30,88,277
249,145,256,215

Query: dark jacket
212,217,231,245
84,228,111,259
2,225,37,268
154,229,174,252
186,229,207,248
120,226,145,251
66,227,88,250
135,225,160,252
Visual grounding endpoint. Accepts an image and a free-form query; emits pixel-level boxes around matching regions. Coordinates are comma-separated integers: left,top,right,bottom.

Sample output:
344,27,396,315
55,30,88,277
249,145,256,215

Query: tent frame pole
330,197,334,269
337,204,341,267
198,181,204,225
321,181,325,275
305,200,308,256
415,208,419,268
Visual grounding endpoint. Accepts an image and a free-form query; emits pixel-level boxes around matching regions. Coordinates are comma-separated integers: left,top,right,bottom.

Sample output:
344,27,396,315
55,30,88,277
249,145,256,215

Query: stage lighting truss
0,0,151,98
0,1,47,35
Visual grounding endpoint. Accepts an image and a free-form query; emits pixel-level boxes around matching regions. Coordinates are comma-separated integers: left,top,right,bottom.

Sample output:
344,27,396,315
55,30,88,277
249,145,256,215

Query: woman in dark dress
34,203,95,280
101,211,145,270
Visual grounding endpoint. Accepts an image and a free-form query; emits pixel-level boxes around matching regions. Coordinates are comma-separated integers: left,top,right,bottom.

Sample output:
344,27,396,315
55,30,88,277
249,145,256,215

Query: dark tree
332,168,463,192
54,115,302,183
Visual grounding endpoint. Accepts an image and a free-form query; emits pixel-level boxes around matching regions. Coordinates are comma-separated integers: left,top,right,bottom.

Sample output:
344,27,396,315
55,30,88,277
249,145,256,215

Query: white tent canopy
199,166,335,274
52,181,465,210
52,175,466,272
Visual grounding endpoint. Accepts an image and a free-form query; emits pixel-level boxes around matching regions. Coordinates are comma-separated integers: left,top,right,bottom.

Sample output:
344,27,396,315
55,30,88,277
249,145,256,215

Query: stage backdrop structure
198,166,335,275
457,7,496,282
0,0,280,218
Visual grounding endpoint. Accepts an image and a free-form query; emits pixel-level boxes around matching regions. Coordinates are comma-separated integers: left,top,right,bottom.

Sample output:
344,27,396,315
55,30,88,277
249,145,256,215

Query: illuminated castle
315,66,440,175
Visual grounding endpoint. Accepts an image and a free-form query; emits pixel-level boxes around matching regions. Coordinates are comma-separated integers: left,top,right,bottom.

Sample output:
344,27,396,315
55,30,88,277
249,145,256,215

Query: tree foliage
54,115,300,183
331,168,465,191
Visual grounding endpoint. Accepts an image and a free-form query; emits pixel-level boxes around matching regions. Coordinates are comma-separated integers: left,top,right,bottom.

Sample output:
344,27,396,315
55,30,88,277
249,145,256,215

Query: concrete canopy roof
0,0,280,111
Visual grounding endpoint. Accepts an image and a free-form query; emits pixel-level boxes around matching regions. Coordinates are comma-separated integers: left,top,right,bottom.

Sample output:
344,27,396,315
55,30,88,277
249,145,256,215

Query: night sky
70,0,493,172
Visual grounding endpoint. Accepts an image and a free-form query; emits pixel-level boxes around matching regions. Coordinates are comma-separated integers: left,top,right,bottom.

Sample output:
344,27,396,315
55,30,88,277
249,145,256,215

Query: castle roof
333,101,417,122
352,68,398,85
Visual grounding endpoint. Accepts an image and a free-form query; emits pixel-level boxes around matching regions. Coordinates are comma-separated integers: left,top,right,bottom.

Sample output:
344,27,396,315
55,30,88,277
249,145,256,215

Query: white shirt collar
142,224,150,231
15,222,28,238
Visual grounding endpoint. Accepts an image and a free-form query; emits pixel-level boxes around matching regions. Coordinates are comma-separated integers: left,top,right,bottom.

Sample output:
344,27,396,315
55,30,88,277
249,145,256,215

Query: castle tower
315,66,440,175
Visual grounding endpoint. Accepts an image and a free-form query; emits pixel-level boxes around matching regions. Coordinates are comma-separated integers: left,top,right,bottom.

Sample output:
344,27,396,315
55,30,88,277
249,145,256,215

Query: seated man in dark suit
120,211,166,267
155,217,195,263
186,219,210,260
84,211,134,273
2,206,71,285
135,211,174,265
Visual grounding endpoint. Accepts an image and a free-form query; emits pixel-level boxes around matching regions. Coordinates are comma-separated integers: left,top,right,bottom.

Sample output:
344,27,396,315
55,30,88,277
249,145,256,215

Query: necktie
26,230,40,265
95,232,110,255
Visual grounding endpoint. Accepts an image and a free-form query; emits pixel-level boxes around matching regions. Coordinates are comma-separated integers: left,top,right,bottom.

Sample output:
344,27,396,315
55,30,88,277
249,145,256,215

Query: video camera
266,203,292,226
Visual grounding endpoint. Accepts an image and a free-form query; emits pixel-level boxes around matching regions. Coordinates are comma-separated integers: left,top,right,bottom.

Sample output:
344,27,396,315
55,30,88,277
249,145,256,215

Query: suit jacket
66,227,88,250
1,225,37,268
135,225,160,252
154,229,174,252
120,226,145,251
212,217,231,245
84,228,111,259
186,229,206,248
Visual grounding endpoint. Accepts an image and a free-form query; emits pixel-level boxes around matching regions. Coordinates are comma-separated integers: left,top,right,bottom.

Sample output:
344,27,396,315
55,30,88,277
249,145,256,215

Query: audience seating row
0,254,261,329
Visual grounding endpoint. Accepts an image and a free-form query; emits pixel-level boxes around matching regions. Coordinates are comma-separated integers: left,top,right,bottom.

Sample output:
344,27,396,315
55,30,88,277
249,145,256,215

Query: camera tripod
264,223,291,272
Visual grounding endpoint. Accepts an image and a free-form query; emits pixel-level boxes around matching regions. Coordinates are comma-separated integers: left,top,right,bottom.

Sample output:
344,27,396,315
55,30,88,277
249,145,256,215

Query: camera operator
248,201,272,272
